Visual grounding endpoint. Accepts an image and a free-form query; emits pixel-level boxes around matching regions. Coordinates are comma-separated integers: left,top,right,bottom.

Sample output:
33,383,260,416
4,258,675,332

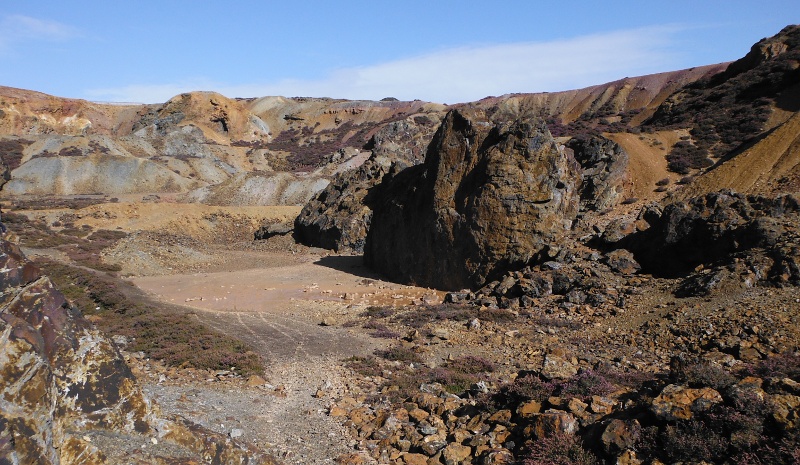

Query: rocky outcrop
294,118,436,252
619,190,800,283
365,109,581,290
471,248,634,311
293,156,392,252
0,235,274,464
566,135,629,211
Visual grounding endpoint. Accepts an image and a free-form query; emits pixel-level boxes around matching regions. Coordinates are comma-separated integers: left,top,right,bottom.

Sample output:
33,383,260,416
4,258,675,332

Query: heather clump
39,260,264,376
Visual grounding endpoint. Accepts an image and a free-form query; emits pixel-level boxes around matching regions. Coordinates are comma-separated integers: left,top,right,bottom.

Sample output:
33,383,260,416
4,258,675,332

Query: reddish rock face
365,109,581,291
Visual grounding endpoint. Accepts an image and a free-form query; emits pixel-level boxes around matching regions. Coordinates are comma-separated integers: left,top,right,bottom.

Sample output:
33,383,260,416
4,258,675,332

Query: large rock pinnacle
364,109,581,290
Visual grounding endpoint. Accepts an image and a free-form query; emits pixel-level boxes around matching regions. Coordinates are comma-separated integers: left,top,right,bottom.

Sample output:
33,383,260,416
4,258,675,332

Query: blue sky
0,1,798,104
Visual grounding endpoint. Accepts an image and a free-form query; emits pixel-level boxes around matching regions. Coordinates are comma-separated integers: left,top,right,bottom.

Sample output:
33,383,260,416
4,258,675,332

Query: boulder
566,135,629,211
294,155,395,252
650,384,723,421
771,394,800,430
601,419,641,455
603,249,640,275
533,410,579,437
294,118,435,253
365,109,581,290
442,443,472,465
620,191,800,280
254,221,293,240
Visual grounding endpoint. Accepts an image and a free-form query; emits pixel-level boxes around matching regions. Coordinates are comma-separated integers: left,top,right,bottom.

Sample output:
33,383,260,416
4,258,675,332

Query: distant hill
0,25,798,206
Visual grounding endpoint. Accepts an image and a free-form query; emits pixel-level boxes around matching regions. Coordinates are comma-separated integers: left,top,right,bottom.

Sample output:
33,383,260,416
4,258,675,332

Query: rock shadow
313,255,387,281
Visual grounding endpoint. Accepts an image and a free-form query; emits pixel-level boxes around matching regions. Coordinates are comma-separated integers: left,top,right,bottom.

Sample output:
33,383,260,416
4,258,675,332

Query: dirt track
130,243,440,464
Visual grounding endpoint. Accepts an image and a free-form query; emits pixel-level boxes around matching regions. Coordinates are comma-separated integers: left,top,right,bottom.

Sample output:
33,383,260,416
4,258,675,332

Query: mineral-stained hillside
646,24,800,173
0,88,446,202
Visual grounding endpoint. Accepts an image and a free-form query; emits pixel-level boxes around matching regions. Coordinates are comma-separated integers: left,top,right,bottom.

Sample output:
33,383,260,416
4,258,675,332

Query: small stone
335,453,367,465
320,316,338,326
541,353,578,380
480,448,514,464
408,408,430,423
442,443,472,464
246,375,267,387
517,400,542,418
229,428,243,439
591,395,615,415
604,250,641,275
420,433,447,455
401,453,428,465
616,449,643,465
329,406,348,417
534,410,578,437
567,397,588,415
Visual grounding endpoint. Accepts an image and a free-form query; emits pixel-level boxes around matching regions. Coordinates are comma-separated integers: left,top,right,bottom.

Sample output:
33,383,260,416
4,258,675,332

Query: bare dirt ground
15,201,441,464
129,249,442,462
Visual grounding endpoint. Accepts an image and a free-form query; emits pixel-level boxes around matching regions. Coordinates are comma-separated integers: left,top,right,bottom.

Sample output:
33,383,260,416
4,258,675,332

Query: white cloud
86,26,685,104
0,14,79,49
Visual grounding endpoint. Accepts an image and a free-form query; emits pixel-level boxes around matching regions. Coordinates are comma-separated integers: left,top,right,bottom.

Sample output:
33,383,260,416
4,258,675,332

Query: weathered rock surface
566,135,629,211
0,235,274,464
365,109,581,290
294,118,436,252
650,384,722,421
619,190,800,282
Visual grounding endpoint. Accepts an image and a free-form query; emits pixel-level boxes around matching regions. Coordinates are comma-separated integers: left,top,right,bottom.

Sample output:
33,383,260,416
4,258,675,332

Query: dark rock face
255,222,293,240
565,135,629,211
294,118,435,252
293,157,394,252
620,190,800,282
364,109,581,291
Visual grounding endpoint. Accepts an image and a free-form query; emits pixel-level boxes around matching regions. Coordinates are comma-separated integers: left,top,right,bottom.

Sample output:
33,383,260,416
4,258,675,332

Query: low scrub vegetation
0,138,32,170
39,260,264,376
2,212,123,271
347,349,498,402
2,211,264,376
647,32,799,172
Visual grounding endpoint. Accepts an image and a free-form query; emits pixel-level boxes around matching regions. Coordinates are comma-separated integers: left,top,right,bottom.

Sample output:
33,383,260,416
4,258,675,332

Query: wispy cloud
0,14,79,50
86,26,686,104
